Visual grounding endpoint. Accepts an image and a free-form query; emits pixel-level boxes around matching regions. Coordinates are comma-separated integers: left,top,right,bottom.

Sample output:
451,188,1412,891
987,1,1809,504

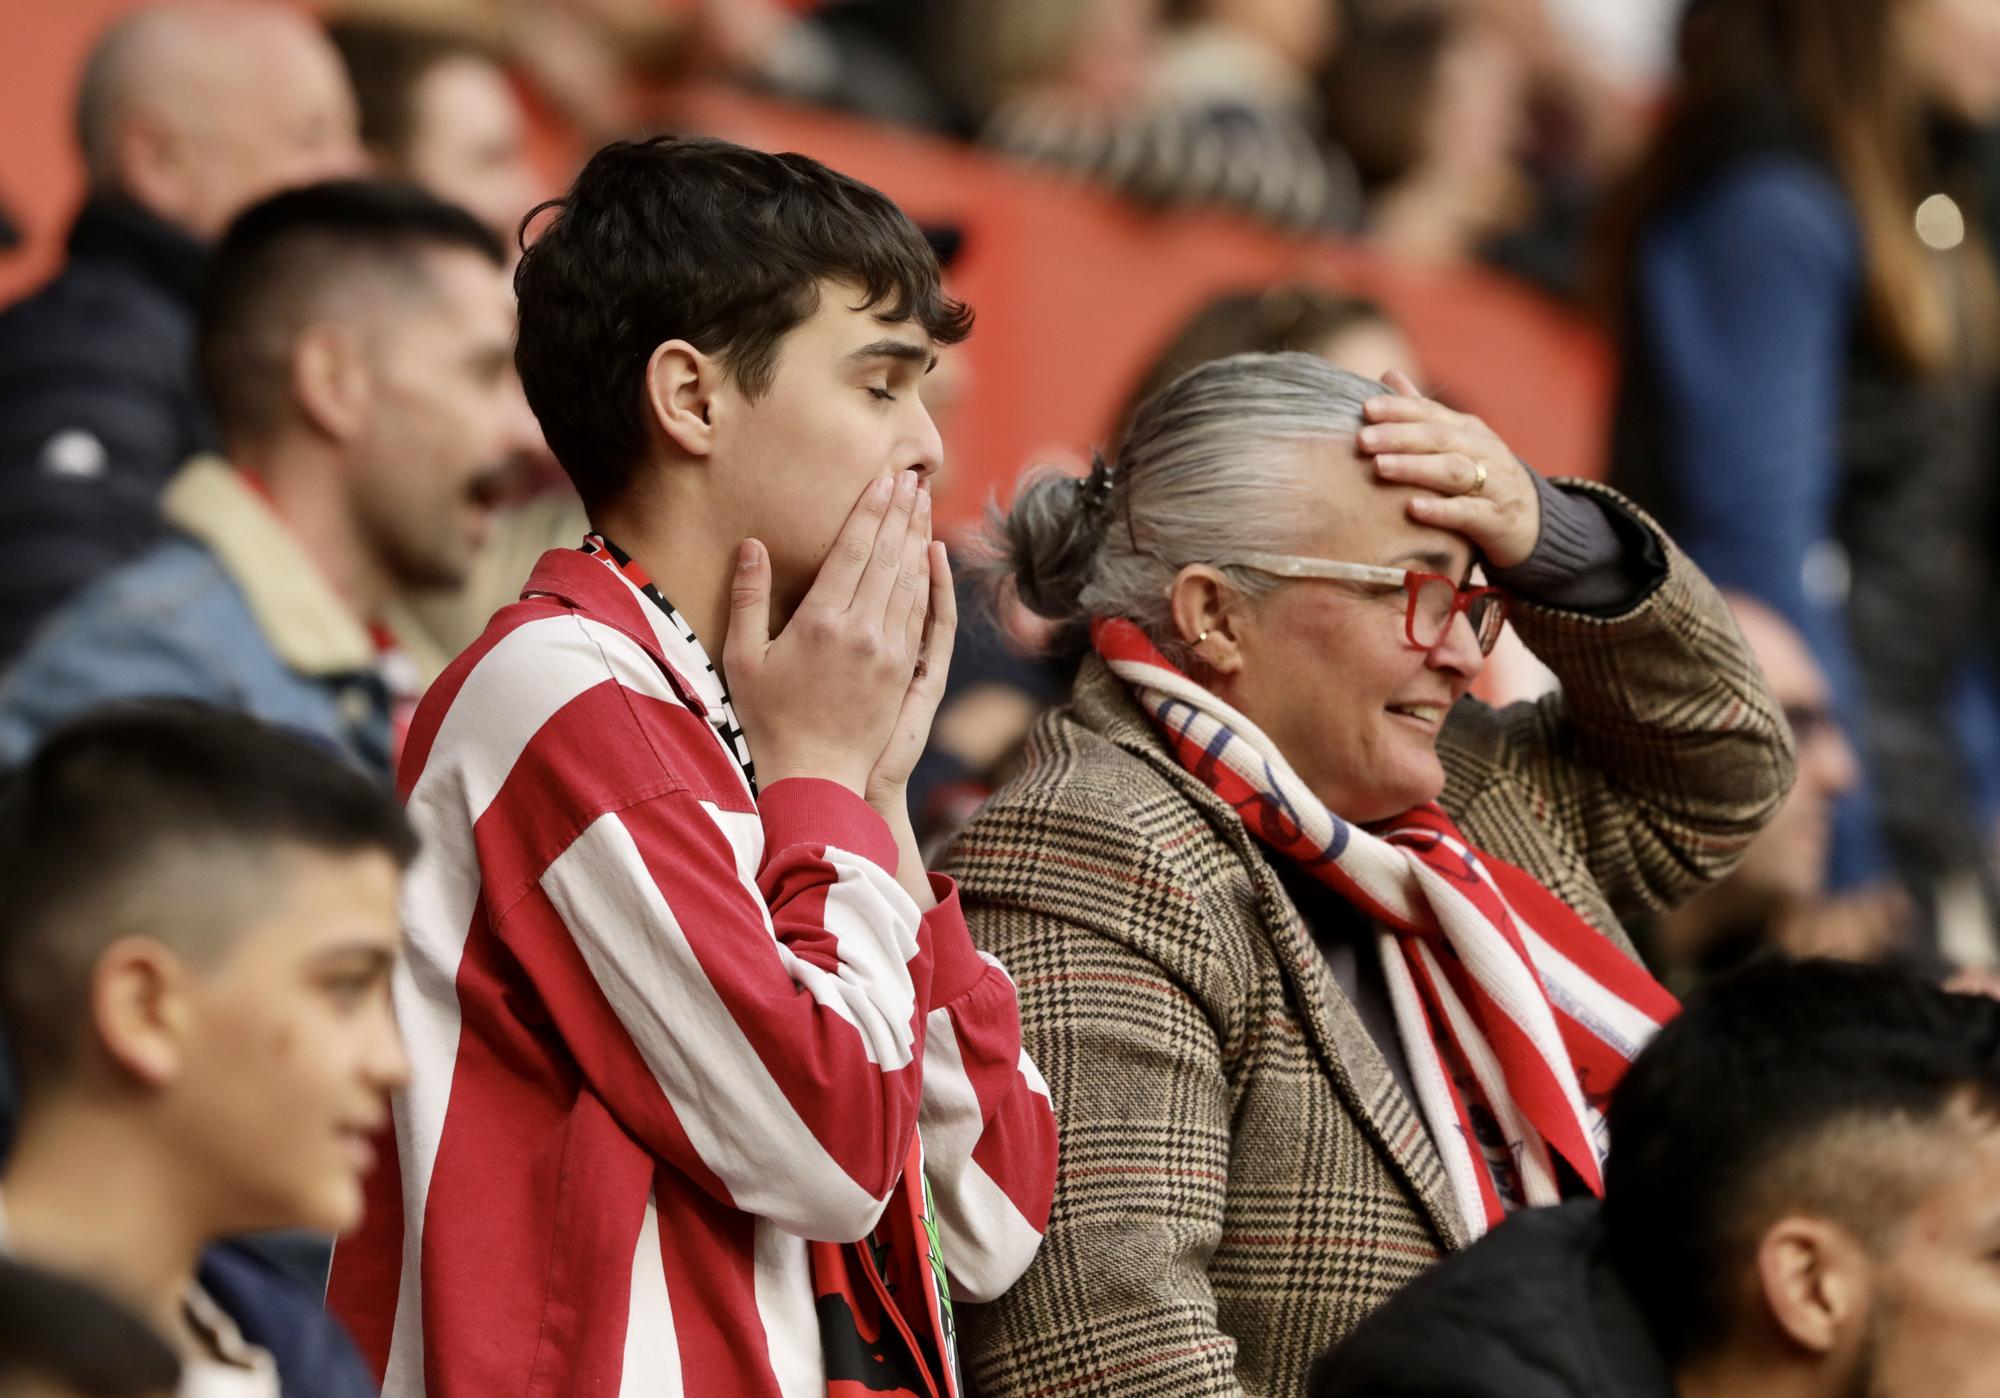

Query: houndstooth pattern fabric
947,487,1794,1398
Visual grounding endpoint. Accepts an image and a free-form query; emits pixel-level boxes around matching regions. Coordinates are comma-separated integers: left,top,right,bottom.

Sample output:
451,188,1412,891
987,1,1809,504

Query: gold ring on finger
1468,462,1487,495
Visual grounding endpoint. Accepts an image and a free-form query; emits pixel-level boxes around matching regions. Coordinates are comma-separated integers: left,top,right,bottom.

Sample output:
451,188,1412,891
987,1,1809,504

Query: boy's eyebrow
307,944,398,973
846,338,939,372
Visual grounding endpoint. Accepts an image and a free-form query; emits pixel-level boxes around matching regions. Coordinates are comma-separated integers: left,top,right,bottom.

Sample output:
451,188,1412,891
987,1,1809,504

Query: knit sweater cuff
1492,472,1660,616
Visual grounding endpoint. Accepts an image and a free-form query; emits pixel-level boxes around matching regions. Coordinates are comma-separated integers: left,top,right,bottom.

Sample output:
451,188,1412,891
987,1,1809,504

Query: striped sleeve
445,607,944,1242
509,770,937,1243
913,921,1060,1302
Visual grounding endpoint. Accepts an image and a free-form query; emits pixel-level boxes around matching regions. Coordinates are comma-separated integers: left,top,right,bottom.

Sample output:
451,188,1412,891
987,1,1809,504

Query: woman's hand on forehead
1355,372,1543,571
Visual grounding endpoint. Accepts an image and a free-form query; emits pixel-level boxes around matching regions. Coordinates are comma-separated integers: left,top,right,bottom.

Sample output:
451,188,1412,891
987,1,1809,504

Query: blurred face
708,281,944,616
1208,0,1340,72
402,56,542,246
1312,318,1424,386
351,246,538,590
169,23,364,239
1846,1113,2000,1397
1421,21,1528,177
1904,0,2000,123
171,846,408,1236
1217,438,1485,822
1063,0,1160,108
1726,602,1859,904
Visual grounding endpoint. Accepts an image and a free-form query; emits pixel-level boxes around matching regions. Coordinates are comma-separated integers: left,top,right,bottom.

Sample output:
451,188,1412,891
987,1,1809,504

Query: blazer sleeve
953,808,1247,1398
1439,481,1796,921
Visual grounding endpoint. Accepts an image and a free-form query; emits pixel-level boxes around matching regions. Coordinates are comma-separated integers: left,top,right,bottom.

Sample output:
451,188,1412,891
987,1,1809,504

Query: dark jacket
199,1242,378,1398
0,196,215,664
1307,1201,1675,1398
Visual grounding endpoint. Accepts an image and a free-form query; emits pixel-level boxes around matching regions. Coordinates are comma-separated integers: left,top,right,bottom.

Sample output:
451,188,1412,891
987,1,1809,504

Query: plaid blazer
947,504,1794,1398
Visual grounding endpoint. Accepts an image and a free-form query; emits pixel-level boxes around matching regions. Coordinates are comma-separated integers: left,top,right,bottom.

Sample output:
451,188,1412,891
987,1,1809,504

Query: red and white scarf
1094,618,1677,1238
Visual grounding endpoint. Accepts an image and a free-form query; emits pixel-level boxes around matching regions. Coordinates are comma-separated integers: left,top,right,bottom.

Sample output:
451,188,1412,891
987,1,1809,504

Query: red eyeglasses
1222,552,1511,654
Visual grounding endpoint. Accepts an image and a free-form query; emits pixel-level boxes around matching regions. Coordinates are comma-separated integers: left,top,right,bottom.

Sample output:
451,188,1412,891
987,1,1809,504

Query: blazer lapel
1070,658,1472,1251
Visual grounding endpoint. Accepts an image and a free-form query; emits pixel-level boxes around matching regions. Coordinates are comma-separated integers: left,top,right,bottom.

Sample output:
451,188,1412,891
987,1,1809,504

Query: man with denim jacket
0,180,539,779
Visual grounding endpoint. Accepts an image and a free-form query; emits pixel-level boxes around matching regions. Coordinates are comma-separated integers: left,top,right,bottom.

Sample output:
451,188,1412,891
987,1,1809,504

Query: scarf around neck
1093,617,1677,1237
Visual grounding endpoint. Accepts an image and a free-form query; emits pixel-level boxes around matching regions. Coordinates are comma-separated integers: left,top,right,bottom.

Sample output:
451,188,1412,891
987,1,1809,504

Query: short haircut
0,1257,181,1396
0,702,417,1103
326,17,501,162
197,178,505,448
513,135,974,510
1603,959,2000,1364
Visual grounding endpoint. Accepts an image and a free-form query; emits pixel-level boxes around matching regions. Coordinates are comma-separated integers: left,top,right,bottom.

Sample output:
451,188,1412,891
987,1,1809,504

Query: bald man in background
0,1,362,665
1647,592,1914,984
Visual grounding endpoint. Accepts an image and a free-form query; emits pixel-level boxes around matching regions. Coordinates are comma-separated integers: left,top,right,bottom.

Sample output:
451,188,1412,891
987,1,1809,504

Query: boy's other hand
724,470,937,797
866,531,955,809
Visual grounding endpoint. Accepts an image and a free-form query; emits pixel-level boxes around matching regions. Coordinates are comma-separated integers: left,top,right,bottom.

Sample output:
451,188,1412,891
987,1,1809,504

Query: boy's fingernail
873,476,894,502
738,540,759,570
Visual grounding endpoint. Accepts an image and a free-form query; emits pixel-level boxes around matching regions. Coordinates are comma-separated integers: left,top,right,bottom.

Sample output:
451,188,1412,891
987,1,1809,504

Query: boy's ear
89,937,194,1089
1755,1216,1870,1357
645,339,719,457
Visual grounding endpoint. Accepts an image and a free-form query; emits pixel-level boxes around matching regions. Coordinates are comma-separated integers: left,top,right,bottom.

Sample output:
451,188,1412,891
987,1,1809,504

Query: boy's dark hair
326,17,503,161
198,179,504,448
513,135,974,510
0,1257,181,1396
0,702,418,1102
1603,959,2000,1365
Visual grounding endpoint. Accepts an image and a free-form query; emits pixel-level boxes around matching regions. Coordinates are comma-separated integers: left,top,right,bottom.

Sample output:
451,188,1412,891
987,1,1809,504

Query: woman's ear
1169,566,1248,676
645,339,718,457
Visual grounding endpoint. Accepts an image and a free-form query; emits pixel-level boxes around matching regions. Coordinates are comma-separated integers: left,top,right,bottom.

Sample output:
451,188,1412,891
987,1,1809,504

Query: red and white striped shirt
327,544,1058,1397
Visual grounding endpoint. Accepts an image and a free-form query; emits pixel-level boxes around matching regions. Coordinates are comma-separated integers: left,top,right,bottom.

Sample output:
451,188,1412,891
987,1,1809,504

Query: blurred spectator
0,2,363,665
1115,283,1421,437
961,0,1159,142
968,0,1360,230
1323,5,1533,269
1647,594,1915,986
1309,958,2000,1398
328,17,545,248
0,1258,180,1398
0,703,414,1397
1144,0,1356,226
1606,0,2000,965
682,0,962,131
0,182,536,779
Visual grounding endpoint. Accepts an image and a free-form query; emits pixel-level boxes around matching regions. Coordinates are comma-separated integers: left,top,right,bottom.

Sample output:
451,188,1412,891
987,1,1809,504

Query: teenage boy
1309,959,2000,1398
0,702,417,1397
327,136,1058,1397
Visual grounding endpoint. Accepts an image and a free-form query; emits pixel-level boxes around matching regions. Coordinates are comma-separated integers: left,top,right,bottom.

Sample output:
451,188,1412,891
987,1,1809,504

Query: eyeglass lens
1409,576,1505,653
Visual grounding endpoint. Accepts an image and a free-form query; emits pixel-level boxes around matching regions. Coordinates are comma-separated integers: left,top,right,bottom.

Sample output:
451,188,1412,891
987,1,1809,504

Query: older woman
950,353,1793,1397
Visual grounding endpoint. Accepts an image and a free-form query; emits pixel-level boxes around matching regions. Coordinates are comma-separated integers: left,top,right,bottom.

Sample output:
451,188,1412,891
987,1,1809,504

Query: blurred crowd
5,0,2000,1394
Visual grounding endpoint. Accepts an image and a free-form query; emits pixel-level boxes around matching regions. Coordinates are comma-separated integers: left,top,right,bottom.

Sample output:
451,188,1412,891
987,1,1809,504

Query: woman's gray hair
985,351,1387,661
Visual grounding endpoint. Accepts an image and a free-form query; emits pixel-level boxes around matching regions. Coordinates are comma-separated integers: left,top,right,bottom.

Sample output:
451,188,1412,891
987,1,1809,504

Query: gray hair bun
995,452,1115,624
